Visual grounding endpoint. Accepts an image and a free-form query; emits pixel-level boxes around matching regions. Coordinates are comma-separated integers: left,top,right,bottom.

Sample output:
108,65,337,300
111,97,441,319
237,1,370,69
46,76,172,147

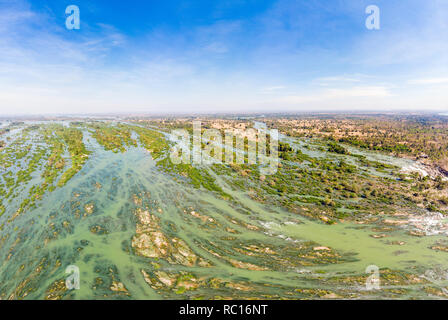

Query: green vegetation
130,124,228,198
89,123,137,153
271,114,448,169
327,142,349,155
0,124,90,222
2,116,448,300
130,124,169,159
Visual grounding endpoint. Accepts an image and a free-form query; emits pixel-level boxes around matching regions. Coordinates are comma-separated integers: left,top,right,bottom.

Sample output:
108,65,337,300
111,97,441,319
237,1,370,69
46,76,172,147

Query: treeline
336,137,411,154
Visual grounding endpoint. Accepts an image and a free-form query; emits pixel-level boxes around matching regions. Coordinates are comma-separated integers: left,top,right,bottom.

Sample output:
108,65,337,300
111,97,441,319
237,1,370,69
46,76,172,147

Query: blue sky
0,0,447,114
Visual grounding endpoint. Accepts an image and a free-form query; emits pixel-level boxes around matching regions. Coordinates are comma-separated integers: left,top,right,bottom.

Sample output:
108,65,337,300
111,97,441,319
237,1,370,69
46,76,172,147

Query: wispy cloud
278,86,391,104
408,78,448,85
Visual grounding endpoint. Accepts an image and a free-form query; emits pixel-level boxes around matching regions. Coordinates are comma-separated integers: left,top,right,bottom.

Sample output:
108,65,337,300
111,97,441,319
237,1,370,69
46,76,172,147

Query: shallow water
1,124,448,299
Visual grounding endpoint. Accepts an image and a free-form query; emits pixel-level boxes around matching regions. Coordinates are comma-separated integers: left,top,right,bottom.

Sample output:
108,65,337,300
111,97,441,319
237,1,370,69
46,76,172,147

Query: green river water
1,124,448,299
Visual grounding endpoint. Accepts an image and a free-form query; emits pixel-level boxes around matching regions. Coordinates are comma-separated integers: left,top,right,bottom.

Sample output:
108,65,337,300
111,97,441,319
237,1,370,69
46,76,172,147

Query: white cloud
325,86,392,98
408,78,448,85
260,86,286,94
314,76,362,84
203,42,228,53
279,86,391,103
